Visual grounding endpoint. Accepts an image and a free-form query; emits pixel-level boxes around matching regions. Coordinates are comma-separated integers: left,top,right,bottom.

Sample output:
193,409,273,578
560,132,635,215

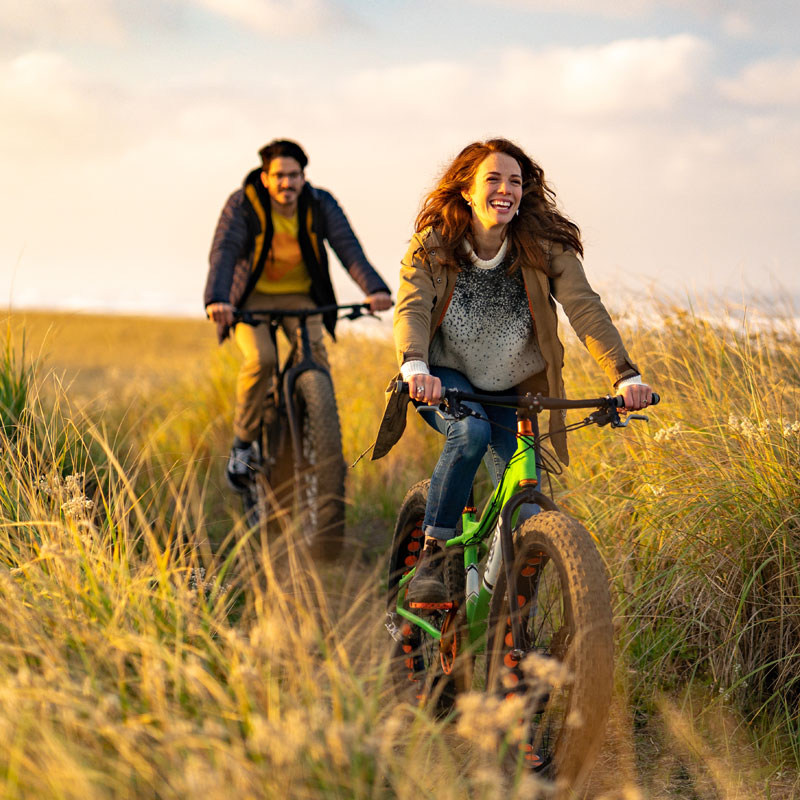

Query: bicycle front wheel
486,511,614,794
288,369,346,559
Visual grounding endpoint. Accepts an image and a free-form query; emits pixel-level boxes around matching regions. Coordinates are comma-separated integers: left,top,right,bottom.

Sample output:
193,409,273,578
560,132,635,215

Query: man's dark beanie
259,139,308,169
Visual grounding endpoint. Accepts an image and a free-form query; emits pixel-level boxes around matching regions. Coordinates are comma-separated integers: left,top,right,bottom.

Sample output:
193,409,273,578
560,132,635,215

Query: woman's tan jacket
372,227,640,465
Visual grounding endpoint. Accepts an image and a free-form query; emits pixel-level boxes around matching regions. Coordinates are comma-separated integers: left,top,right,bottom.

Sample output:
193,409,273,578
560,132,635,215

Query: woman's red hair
415,138,583,272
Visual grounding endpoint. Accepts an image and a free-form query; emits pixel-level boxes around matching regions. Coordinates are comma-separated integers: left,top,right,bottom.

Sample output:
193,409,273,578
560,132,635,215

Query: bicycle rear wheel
486,511,614,794
386,480,468,715
271,369,346,559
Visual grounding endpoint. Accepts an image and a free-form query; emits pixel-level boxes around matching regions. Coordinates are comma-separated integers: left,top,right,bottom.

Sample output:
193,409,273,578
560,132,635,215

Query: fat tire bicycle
385,382,659,794
233,302,375,559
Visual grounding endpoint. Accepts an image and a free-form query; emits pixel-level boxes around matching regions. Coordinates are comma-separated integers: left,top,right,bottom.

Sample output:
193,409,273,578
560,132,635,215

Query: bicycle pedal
408,601,454,610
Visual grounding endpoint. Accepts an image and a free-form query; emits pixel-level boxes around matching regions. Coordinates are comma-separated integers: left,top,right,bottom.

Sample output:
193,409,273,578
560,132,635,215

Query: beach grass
0,304,798,798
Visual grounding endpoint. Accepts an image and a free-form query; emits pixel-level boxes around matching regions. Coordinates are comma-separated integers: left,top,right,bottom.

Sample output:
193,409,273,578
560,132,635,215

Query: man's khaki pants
233,292,328,444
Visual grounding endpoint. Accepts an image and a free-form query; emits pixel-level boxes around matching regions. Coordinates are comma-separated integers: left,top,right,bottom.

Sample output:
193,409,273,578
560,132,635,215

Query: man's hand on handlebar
205,302,234,326
366,292,393,313
407,373,442,405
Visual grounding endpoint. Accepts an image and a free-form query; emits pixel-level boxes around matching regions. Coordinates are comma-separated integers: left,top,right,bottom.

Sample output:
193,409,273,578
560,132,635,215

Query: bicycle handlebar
233,302,373,326
396,380,660,411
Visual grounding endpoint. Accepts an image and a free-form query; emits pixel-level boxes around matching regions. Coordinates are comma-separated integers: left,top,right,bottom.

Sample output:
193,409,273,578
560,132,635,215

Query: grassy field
0,305,798,799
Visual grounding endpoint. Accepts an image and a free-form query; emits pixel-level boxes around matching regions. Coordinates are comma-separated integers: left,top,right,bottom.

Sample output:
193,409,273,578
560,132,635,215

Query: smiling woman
372,136,653,605
460,151,523,244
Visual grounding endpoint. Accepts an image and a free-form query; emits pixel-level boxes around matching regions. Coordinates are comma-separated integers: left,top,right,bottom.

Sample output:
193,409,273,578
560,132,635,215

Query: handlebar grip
613,392,660,407
396,380,410,395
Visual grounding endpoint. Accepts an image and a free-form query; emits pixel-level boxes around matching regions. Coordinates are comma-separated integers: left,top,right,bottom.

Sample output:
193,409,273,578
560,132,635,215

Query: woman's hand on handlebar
620,381,653,411
206,302,234,326
366,292,393,313
407,373,442,405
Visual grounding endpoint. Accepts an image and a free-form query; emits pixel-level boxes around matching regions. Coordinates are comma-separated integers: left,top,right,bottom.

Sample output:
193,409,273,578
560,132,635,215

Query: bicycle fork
498,488,541,660
462,486,542,647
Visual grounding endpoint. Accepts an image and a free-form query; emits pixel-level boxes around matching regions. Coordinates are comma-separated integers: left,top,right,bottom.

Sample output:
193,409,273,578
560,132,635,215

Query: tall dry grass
1,302,798,798
0,326,548,799
557,303,800,793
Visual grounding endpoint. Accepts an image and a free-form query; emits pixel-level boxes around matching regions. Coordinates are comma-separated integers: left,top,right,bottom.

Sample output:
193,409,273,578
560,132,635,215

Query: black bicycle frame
236,303,370,468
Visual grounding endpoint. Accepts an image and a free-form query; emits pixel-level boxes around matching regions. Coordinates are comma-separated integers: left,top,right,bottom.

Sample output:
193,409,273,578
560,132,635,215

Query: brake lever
586,408,616,427
439,397,472,420
611,413,649,428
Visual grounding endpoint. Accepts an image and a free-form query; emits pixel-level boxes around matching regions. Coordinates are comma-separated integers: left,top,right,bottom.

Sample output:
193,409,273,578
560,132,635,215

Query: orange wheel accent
404,658,414,669
408,540,421,552
410,525,424,538
402,644,412,653
517,594,527,608
521,743,543,766
504,652,519,669
503,671,520,687
504,631,514,647
402,624,412,637
521,566,536,576
404,555,418,567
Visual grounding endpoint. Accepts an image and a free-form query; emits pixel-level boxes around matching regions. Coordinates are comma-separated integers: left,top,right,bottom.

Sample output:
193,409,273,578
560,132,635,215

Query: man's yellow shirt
255,210,312,295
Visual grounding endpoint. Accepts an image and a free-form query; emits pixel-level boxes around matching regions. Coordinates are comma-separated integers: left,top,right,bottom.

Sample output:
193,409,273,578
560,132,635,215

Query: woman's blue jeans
417,367,539,541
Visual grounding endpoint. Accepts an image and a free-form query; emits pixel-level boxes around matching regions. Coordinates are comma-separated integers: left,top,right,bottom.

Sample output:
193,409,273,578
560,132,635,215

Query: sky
1,0,799,317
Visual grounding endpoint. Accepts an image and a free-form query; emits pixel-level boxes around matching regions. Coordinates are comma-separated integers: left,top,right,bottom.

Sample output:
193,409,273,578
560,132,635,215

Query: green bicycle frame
394,417,542,648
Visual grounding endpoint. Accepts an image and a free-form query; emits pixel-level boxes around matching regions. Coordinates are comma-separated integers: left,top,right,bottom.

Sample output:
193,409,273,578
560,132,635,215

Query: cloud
2,30,799,314
470,0,793,17
326,34,708,131
719,56,800,106
500,35,709,115
2,52,93,154
720,11,753,38
473,0,683,15
0,0,346,47
0,50,142,161
188,0,346,34
0,0,124,43
467,0,800,43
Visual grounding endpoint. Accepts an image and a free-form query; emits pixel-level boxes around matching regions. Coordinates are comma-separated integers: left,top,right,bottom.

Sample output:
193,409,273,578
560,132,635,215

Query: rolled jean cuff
424,524,456,541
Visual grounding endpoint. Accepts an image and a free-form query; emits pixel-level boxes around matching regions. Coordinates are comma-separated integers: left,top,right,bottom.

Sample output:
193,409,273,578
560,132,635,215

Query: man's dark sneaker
226,441,261,492
406,538,449,605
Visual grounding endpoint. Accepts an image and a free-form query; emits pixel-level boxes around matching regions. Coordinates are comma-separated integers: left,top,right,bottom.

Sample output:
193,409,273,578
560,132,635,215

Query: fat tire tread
486,511,614,795
292,370,346,558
